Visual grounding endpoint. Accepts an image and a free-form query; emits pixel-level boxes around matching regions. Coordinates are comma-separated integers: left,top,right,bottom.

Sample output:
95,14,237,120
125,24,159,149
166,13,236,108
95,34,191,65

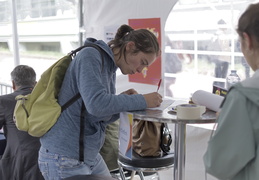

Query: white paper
147,99,174,110
192,90,224,112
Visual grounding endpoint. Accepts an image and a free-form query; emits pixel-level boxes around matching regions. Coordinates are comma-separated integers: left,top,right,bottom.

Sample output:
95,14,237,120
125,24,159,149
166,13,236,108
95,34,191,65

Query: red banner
128,18,161,85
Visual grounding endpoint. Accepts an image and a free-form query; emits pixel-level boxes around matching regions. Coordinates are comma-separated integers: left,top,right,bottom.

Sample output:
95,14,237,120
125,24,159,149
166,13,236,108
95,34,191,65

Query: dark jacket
0,86,44,180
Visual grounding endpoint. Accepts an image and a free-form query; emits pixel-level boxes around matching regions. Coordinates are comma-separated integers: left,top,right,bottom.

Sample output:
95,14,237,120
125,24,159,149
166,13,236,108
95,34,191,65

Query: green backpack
13,44,104,138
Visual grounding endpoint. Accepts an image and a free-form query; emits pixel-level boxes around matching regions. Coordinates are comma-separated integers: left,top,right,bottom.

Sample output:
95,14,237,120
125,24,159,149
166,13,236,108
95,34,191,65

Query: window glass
164,0,256,98
0,0,79,85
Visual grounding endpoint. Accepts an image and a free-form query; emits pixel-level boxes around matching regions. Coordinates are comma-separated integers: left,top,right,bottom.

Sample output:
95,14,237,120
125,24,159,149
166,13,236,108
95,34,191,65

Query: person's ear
242,32,253,50
126,41,135,52
12,80,16,90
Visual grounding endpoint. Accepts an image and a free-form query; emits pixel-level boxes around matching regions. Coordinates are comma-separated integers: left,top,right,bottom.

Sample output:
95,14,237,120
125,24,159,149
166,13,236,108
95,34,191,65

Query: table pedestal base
174,122,186,180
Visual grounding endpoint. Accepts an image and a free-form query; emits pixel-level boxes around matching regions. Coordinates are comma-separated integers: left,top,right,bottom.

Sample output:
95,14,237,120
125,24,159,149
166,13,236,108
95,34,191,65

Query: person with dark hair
208,19,231,88
0,65,44,180
39,24,162,179
164,36,183,97
204,3,259,180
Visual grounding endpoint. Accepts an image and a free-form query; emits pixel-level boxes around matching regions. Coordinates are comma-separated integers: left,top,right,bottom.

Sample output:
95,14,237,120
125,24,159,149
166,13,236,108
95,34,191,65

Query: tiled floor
115,168,216,180
111,169,173,180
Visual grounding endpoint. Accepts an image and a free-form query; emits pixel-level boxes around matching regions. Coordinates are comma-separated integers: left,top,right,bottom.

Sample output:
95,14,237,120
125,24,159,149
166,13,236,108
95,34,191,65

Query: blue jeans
38,147,110,180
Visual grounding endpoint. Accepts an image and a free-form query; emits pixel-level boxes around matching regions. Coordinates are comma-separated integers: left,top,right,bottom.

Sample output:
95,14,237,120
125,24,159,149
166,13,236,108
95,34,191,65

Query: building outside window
164,0,257,98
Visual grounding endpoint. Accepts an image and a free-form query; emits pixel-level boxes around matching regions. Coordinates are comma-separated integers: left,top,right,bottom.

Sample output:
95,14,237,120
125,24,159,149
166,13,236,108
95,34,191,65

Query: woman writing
39,24,162,179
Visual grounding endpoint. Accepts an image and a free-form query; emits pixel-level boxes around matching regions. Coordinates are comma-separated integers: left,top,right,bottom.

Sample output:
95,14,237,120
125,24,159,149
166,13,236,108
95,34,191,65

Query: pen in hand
156,79,162,92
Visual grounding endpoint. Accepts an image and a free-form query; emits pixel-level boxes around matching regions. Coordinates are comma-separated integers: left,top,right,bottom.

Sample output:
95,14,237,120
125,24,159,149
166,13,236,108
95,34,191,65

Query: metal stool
118,151,174,180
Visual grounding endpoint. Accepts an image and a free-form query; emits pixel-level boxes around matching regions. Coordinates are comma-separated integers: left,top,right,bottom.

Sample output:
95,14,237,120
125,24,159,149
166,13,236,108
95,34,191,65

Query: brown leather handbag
132,119,172,157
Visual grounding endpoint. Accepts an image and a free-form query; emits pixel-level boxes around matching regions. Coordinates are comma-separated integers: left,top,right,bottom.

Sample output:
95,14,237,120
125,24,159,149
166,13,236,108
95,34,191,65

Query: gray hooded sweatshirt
204,69,259,180
40,38,147,166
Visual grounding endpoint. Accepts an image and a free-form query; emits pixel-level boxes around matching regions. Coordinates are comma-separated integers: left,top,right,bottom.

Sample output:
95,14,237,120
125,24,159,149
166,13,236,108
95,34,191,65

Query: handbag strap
160,123,172,155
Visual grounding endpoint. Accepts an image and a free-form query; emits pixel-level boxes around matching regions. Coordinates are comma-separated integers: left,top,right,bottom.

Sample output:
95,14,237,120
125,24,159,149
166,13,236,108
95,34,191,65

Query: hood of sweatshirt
232,69,259,107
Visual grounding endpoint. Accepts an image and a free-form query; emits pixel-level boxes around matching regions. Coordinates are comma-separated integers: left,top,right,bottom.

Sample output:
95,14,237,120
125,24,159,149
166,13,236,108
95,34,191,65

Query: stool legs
118,165,146,180
130,171,136,179
118,165,160,180
118,165,126,180
137,171,145,180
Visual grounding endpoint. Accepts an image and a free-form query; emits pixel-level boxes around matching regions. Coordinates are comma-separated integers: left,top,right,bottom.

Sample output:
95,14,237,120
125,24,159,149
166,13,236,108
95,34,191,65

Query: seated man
0,130,6,158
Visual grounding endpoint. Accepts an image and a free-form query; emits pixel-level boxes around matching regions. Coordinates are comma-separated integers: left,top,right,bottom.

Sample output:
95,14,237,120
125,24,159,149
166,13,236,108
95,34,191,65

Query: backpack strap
61,43,105,112
61,93,85,162
62,44,105,162
79,102,86,162
61,93,81,112
69,43,105,72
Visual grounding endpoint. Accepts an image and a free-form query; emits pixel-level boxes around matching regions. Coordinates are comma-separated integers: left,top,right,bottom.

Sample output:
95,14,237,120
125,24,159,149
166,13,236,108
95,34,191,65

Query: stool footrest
118,151,174,169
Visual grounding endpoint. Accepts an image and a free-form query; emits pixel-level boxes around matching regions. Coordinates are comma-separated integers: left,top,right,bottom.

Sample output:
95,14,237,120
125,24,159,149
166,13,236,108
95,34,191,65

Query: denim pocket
59,156,82,168
59,157,90,178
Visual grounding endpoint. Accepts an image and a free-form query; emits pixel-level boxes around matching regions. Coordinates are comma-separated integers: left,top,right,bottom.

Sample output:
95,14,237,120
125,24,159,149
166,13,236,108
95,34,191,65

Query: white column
10,0,20,66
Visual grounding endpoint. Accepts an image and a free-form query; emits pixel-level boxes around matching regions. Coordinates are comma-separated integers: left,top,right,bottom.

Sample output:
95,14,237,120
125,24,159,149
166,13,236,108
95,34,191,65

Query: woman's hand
121,88,138,95
143,92,163,108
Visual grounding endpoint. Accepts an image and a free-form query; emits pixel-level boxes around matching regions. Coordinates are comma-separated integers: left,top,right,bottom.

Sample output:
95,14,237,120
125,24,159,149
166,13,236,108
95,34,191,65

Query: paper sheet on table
191,90,224,112
147,99,174,110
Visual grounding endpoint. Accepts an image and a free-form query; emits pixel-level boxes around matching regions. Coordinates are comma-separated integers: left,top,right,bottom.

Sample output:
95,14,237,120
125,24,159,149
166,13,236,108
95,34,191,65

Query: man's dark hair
11,65,36,87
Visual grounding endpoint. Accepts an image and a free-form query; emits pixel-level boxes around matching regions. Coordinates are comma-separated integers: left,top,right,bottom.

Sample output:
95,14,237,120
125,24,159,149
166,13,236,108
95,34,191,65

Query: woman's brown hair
108,24,160,61
236,3,259,47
